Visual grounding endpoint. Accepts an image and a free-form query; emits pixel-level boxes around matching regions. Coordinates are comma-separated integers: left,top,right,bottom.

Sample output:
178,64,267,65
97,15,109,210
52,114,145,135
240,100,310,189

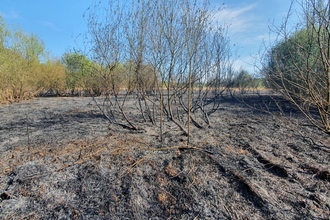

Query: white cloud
0,8,22,19
213,3,258,34
38,20,60,32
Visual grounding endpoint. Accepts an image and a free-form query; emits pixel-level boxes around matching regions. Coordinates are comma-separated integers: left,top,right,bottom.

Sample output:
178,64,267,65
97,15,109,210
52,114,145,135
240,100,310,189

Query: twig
119,153,151,178
26,113,30,148
217,194,235,220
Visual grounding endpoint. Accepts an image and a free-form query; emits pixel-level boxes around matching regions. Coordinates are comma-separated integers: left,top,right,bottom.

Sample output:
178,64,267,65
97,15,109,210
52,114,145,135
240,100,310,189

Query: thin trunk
187,61,192,144
160,80,164,144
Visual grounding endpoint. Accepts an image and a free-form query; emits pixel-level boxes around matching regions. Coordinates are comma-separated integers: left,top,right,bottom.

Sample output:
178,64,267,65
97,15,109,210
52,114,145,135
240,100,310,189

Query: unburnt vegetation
0,17,66,103
262,0,330,134
0,0,330,219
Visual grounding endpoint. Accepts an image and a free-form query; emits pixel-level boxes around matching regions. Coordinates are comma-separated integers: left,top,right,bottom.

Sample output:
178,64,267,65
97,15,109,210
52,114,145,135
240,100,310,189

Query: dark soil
0,96,329,219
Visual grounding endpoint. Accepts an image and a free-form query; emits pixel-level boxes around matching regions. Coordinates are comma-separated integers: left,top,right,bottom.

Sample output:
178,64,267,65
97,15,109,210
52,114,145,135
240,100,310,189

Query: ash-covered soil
0,96,329,219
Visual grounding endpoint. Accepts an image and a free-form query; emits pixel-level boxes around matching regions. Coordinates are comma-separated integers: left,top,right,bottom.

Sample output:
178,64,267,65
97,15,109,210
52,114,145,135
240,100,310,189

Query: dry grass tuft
165,162,178,177
158,190,177,205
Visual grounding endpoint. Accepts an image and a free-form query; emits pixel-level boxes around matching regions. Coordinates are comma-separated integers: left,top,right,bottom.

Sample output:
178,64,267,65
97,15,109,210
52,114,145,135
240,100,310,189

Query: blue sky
1,0,293,74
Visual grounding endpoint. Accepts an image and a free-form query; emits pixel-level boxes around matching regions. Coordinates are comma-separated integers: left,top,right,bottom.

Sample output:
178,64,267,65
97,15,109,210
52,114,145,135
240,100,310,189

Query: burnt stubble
0,96,329,219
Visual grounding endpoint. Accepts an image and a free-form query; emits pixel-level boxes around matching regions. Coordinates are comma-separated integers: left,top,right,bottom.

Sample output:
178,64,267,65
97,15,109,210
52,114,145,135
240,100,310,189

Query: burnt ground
0,95,329,219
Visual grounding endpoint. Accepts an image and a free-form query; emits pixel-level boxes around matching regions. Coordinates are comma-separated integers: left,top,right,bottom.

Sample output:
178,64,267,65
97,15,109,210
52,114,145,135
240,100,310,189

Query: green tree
34,59,66,95
0,16,10,100
233,70,253,89
62,52,90,94
0,16,9,47
0,15,64,102
263,0,330,133
10,30,47,98
62,51,131,95
11,30,46,63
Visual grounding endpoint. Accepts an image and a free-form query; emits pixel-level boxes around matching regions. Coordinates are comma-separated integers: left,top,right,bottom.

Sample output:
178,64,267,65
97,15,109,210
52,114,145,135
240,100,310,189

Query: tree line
0,8,259,105
2,0,329,137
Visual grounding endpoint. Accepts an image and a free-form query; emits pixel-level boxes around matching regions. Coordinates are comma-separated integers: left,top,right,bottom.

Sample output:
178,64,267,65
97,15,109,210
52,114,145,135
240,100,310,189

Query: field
0,95,329,219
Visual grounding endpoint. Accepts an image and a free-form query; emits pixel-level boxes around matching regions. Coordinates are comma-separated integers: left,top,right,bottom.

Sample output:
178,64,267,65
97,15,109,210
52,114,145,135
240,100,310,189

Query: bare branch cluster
84,0,233,143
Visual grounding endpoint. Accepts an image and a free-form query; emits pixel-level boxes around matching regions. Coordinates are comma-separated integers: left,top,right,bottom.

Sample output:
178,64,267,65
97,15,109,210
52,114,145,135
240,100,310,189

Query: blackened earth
0,96,329,219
